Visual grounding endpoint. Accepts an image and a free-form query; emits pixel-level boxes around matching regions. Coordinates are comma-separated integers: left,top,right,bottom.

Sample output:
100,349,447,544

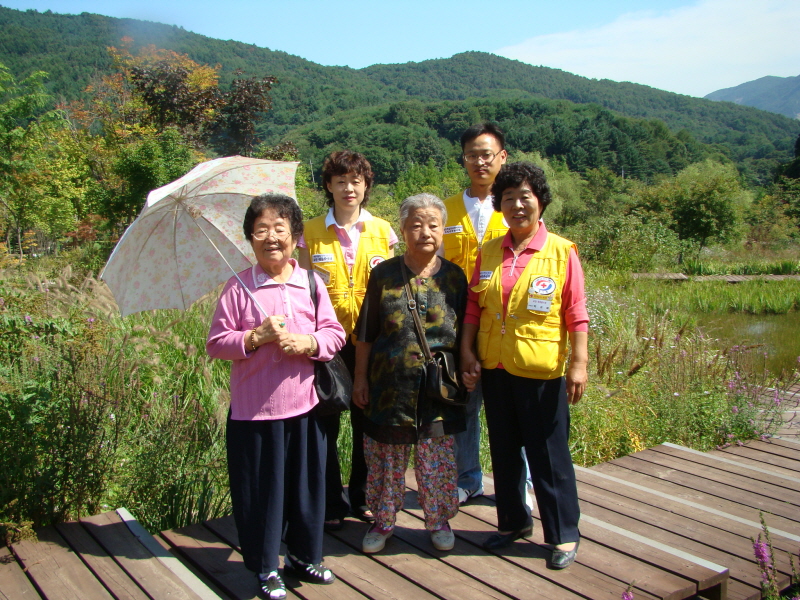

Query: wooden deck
3,436,799,600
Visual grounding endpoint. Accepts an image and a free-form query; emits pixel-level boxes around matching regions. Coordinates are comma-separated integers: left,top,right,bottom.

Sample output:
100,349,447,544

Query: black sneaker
283,553,335,584
257,571,286,600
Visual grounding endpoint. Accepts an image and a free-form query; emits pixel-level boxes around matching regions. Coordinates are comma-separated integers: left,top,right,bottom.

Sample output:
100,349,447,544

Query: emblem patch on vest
528,276,556,313
368,255,385,270
313,267,331,285
312,253,335,264
479,271,493,280
444,225,463,234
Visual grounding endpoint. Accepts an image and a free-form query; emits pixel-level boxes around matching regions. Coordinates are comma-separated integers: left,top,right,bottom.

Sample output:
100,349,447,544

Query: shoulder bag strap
307,269,319,328
400,261,433,363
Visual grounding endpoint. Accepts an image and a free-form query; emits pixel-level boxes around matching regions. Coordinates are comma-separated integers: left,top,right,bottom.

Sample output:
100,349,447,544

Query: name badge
313,267,331,285
312,253,335,263
527,296,553,313
444,225,463,234
479,271,493,281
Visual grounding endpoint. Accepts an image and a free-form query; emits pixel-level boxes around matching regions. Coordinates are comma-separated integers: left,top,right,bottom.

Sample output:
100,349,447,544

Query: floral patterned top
356,256,467,444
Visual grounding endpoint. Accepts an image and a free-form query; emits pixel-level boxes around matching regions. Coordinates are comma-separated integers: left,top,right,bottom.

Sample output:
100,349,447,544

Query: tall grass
0,267,232,537
625,278,800,315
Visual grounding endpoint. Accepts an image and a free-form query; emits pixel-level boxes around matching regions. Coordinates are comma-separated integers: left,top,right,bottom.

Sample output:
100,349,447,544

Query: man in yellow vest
440,123,511,504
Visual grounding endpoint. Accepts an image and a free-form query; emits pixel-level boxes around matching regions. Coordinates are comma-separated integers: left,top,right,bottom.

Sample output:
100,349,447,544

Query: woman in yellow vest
459,162,589,569
298,151,398,530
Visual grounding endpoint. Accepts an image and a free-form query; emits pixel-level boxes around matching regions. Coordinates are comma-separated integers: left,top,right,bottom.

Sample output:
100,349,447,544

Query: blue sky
2,0,798,97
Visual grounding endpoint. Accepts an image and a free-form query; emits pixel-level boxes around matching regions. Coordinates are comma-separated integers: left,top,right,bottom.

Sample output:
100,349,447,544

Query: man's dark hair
491,162,552,216
321,150,374,207
460,122,506,151
243,193,304,241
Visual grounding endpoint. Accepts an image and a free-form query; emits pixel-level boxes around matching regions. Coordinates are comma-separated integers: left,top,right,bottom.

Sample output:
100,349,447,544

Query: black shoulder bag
401,263,468,407
308,270,352,416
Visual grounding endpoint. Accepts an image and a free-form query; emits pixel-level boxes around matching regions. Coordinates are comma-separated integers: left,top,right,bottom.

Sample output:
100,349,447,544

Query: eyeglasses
252,230,291,241
463,151,498,165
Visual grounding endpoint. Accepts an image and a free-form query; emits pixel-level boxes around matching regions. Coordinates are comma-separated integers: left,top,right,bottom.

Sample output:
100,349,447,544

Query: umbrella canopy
101,156,299,316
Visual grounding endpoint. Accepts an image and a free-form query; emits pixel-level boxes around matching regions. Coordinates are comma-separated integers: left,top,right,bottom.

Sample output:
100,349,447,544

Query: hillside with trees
706,74,800,121
1,5,798,186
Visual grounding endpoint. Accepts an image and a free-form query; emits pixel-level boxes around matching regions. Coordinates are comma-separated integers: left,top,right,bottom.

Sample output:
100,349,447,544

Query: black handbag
401,263,468,407
308,270,352,416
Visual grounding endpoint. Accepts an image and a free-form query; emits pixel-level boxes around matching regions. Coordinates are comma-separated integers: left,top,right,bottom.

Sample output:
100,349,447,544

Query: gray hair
398,193,447,230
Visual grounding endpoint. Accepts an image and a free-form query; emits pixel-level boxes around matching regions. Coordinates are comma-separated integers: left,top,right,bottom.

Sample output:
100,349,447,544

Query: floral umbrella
101,156,299,317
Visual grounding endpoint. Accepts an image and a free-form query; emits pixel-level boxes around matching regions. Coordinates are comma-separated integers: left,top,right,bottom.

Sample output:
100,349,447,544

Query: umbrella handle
194,218,268,320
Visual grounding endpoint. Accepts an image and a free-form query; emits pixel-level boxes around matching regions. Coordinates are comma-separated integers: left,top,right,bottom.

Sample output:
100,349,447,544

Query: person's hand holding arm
460,322,481,392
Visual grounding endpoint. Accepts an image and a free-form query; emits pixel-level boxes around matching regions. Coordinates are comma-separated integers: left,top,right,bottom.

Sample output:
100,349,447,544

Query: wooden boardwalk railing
3,436,799,600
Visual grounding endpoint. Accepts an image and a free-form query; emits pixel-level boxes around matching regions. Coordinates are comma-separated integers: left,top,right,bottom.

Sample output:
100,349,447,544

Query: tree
668,161,748,248
0,62,69,258
214,70,277,156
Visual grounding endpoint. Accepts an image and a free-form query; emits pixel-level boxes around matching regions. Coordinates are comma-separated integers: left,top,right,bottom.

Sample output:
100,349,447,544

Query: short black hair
491,162,552,216
243,193,304,241
460,122,505,151
321,150,374,207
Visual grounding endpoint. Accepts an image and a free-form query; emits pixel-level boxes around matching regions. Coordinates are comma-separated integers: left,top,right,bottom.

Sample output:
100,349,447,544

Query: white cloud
494,0,800,97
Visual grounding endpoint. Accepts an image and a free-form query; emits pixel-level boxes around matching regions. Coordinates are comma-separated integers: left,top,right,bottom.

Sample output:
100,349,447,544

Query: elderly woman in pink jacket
207,193,346,600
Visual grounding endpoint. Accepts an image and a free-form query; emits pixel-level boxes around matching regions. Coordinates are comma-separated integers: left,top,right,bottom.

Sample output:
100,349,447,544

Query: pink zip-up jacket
206,260,346,420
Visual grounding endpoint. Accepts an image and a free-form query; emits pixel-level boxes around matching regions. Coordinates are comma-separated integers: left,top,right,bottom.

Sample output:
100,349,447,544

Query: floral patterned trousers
364,434,459,531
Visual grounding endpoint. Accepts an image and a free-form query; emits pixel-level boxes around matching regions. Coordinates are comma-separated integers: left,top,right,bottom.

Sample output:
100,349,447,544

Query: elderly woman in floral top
352,193,468,555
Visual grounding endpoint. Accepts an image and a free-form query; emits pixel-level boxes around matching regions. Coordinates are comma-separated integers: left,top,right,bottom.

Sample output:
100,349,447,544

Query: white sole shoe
362,526,393,553
431,526,455,551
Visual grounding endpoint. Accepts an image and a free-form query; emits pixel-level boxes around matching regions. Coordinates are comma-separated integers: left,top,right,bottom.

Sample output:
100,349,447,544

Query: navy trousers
226,410,326,573
482,369,580,545
321,340,369,520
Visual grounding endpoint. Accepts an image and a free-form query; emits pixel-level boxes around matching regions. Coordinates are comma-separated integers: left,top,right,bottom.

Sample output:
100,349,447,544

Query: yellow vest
442,192,508,282
303,214,393,336
471,232,575,379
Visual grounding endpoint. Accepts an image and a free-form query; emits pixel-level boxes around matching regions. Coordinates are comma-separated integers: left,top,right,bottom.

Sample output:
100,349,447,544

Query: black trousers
482,369,580,545
321,340,369,520
226,410,326,573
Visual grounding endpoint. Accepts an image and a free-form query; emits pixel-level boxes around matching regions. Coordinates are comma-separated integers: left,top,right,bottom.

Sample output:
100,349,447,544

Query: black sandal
284,553,335,585
257,571,286,600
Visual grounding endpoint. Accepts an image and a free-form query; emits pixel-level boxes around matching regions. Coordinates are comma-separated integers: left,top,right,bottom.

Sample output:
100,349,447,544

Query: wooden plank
451,501,664,600
201,517,369,600
576,468,800,553
393,509,586,600
630,448,800,506
81,511,203,600
721,445,800,471
576,501,760,600
608,454,800,523
576,484,789,593
479,473,729,597
744,440,800,461
11,526,113,600
55,522,149,600
160,524,300,600
328,514,512,600
658,443,800,488
411,477,672,600
592,460,800,543
704,446,800,481
321,528,442,600
0,546,40,599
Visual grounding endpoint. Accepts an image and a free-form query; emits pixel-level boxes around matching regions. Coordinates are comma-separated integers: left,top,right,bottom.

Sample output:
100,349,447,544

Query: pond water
694,311,800,375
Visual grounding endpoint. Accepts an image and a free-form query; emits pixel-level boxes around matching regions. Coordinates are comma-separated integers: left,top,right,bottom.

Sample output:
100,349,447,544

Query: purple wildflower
622,592,634,600
753,540,770,564
731,406,739,414
24,314,32,323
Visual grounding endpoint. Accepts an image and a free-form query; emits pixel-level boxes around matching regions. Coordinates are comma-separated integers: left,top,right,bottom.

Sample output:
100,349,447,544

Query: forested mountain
705,75,800,121
1,5,798,186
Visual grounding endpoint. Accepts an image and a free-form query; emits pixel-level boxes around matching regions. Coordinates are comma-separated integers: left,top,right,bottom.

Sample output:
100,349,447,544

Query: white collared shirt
463,189,496,244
